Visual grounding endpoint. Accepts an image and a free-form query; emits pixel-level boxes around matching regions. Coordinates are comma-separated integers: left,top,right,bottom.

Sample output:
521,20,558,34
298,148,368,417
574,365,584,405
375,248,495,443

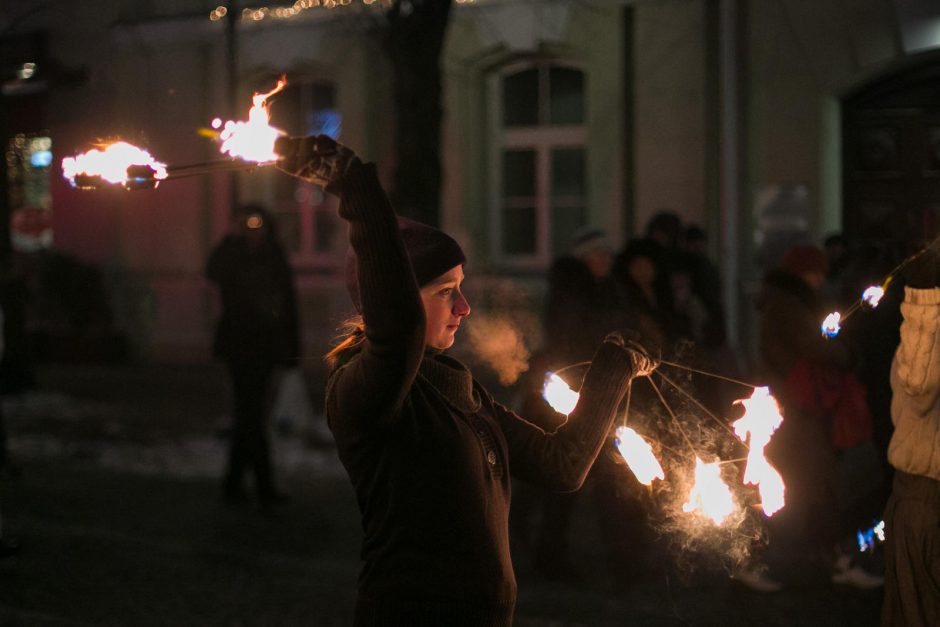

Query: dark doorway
842,56,940,250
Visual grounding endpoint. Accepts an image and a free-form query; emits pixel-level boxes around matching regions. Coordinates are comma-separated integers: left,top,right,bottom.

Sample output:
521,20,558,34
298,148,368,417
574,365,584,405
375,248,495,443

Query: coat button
487,451,497,465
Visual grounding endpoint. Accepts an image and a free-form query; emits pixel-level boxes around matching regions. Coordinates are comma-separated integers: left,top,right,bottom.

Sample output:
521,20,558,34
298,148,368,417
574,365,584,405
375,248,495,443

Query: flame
821,311,841,338
542,372,579,416
614,426,665,486
682,457,737,525
217,76,287,162
861,285,885,308
732,386,786,516
857,519,886,553
61,141,168,187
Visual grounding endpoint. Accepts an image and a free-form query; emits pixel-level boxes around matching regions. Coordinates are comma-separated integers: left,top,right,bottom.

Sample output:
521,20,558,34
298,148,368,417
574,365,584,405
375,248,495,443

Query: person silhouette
206,205,300,511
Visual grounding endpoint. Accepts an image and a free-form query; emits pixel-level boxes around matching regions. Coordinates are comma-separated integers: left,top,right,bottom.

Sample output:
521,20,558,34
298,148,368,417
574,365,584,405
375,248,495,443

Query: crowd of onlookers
510,211,919,596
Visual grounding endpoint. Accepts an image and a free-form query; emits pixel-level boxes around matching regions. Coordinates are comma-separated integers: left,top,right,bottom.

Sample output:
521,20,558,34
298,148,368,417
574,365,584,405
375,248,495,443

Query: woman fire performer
275,134,656,626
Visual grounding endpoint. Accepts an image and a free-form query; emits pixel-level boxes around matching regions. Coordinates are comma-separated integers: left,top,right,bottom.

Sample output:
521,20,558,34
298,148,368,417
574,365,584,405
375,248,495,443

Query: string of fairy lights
208,0,475,23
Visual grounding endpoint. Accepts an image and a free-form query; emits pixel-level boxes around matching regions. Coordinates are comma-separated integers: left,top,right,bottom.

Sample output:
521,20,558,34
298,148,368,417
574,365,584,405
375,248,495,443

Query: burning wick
821,311,842,338
732,386,786,516
216,75,287,163
542,372,579,416
861,285,885,308
856,520,885,553
682,457,736,525
62,141,168,189
614,426,664,486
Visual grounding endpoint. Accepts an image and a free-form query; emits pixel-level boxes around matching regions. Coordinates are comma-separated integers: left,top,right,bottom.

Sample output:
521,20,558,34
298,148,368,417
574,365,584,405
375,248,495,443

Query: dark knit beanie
345,217,466,311
781,244,828,277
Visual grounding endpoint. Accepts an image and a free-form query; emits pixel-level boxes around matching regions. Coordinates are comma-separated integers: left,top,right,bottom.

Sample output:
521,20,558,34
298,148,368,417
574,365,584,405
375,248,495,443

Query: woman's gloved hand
604,331,659,377
274,134,359,192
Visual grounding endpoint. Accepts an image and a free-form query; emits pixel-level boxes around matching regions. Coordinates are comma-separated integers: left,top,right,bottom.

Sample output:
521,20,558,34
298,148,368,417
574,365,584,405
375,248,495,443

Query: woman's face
420,265,471,350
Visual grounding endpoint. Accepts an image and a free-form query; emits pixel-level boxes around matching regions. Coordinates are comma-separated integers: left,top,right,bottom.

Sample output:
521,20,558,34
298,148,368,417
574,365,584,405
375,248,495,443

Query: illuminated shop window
491,62,587,267
7,134,53,252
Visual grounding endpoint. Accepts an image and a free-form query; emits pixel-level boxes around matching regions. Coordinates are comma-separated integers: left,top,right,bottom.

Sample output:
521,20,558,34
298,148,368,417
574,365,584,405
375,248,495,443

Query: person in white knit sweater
881,244,940,627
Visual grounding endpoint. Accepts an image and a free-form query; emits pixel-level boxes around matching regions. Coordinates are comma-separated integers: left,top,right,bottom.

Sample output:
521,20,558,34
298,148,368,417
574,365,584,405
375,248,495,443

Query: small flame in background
682,457,737,525
821,311,842,338
856,520,886,553
614,425,665,486
732,386,786,516
542,372,579,416
216,76,287,162
61,141,168,187
861,285,885,308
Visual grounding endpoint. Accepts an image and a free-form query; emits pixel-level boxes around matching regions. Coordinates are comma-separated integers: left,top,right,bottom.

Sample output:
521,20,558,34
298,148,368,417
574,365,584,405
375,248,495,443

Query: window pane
549,67,584,125
503,150,536,197
502,206,537,254
551,206,586,256
551,148,585,198
503,68,539,127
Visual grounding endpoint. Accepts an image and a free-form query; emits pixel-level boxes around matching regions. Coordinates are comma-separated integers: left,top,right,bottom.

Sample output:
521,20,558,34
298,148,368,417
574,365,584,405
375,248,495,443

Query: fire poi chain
62,76,289,190
542,367,787,523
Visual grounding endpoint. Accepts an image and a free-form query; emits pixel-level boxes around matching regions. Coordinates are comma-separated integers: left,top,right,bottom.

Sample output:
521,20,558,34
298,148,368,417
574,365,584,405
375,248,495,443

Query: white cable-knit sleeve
893,287,940,415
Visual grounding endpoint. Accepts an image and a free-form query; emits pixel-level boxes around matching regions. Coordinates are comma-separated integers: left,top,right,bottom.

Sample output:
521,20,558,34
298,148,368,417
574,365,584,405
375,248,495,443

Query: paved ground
0,363,884,626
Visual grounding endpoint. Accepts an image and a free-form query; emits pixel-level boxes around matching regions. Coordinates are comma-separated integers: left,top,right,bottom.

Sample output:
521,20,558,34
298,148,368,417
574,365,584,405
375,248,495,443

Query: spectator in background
612,238,668,351
880,243,940,627
683,225,727,349
758,244,883,589
839,242,903,480
206,204,299,512
645,211,683,252
518,227,650,588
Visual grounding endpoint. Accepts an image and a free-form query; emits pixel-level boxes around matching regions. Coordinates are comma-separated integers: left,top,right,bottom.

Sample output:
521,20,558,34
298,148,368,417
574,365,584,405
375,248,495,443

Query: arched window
490,61,586,267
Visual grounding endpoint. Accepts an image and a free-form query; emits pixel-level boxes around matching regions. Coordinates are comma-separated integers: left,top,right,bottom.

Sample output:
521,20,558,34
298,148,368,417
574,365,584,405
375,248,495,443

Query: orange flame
732,386,786,516
614,426,665,486
682,457,737,525
61,141,168,187
217,76,287,163
542,372,579,415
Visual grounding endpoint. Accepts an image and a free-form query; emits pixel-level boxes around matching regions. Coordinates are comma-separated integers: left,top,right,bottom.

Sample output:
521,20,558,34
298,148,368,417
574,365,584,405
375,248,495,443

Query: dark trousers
881,470,940,627
225,361,277,501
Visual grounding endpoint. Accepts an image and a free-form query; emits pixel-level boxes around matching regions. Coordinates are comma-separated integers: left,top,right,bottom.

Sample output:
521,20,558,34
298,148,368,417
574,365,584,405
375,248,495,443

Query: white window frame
488,60,587,269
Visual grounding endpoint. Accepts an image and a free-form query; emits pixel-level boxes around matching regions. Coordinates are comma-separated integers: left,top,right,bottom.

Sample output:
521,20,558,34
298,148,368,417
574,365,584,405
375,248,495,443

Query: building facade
3,0,939,369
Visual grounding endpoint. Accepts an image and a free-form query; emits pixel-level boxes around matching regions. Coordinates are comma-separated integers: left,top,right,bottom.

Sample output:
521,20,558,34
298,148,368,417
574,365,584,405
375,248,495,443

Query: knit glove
902,242,940,288
274,134,359,193
604,331,658,377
